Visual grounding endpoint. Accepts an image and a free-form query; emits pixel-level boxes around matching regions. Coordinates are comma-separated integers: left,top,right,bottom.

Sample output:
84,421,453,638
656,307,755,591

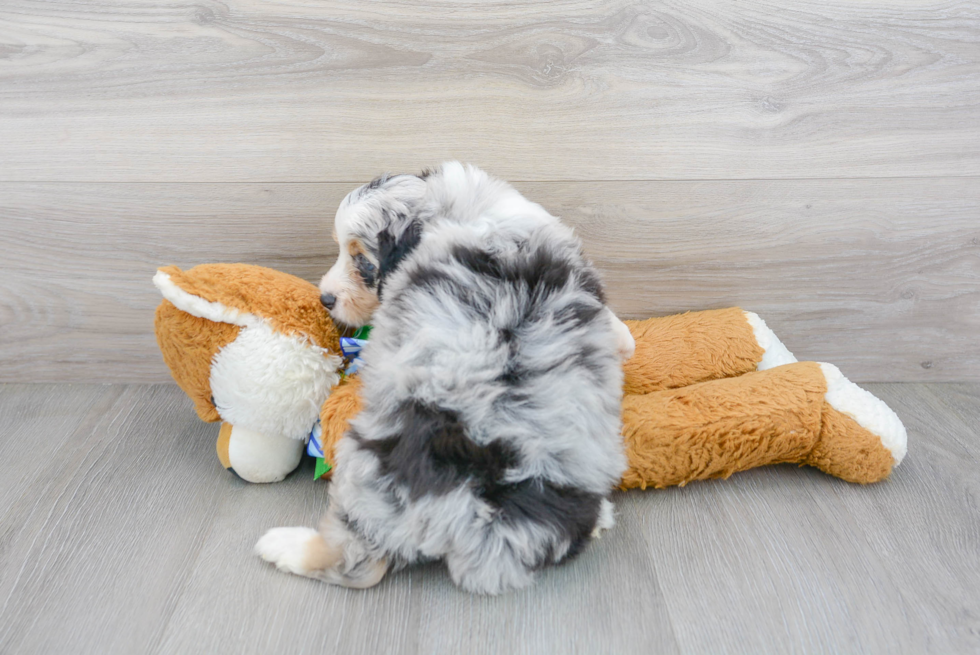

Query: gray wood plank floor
1,383,977,654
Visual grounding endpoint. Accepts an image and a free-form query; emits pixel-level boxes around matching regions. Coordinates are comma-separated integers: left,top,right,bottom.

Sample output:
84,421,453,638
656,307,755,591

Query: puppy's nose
320,293,337,310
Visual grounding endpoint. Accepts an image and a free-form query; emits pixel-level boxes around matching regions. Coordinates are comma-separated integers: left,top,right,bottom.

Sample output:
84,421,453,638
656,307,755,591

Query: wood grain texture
0,182,345,383
621,381,980,652
1,382,978,654
0,0,977,182
925,382,980,434
1,178,977,383
0,385,228,654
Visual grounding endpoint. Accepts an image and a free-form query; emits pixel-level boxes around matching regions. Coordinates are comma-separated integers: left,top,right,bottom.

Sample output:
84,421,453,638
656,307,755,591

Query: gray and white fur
256,162,633,594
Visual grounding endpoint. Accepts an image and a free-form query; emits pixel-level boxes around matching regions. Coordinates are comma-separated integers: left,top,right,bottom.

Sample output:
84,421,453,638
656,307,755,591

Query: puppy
257,163,634,594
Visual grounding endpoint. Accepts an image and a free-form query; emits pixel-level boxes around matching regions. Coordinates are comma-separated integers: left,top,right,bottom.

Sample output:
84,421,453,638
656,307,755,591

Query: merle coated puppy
256,162,635,594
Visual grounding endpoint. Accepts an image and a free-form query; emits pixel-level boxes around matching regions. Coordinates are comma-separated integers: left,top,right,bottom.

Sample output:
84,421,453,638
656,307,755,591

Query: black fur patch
376,220,423,297
496,363,524,386
405,263,494,317
554,301,603,327
573,346,609,379
358,400,519,500
406,265,457,292
451,244,604,305
578,268,606,303
484,479,602,566
337,511,362,535
494,358,562,387
354,254,378,288
364,174,391,192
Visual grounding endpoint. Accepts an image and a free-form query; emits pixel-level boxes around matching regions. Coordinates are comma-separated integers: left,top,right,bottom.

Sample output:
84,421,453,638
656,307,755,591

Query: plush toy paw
806,363,908,483
217,423,305,483
744,311,797,370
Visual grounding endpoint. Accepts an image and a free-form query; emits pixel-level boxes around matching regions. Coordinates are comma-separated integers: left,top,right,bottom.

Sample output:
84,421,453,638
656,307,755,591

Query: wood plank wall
1,0,978,383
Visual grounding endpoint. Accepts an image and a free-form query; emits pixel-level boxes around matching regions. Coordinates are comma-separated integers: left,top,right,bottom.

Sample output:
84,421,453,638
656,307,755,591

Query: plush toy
321,308,907,487
154,264,343,482
154,264,907,487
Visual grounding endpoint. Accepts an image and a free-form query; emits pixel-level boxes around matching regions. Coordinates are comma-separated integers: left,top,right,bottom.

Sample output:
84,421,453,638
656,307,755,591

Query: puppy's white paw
591,499,616,539
608,310,635,362
255,526,322,576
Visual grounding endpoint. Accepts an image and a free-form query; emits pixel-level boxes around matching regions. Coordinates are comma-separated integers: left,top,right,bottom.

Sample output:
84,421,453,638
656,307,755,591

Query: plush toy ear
155,298,240,422
154,264,340,352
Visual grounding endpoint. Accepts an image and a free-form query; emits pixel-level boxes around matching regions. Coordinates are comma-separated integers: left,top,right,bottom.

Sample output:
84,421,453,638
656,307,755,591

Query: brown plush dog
155,264,907,487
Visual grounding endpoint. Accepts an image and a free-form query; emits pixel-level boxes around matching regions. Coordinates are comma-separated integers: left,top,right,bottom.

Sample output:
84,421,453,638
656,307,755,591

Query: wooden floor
1,382,977,654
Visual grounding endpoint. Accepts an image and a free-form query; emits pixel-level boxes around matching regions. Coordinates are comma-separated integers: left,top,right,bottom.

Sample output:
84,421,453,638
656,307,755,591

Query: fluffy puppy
257,163,634,594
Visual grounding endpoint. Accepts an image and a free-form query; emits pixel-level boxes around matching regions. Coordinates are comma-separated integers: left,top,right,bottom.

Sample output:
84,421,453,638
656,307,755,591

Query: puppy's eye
354,253,376,273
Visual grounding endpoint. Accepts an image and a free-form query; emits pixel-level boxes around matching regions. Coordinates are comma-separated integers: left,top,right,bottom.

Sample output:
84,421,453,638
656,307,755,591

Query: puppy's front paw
608,310,635,362
255,526,325,577
591,498,616,539
617,331,636,362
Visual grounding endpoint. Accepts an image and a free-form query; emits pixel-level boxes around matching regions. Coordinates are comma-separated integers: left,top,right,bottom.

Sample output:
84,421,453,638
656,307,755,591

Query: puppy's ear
376,220,422,297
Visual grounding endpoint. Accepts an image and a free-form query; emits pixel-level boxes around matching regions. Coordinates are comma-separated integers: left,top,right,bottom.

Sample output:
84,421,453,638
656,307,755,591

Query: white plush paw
820,363,908,465
255,527,321,576
744,311,797,369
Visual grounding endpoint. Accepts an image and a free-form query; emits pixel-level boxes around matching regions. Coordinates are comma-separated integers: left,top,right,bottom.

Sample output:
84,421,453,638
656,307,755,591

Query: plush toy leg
313,378,364,480
620,362,907,489
216,422,305,483
623,307,797,395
